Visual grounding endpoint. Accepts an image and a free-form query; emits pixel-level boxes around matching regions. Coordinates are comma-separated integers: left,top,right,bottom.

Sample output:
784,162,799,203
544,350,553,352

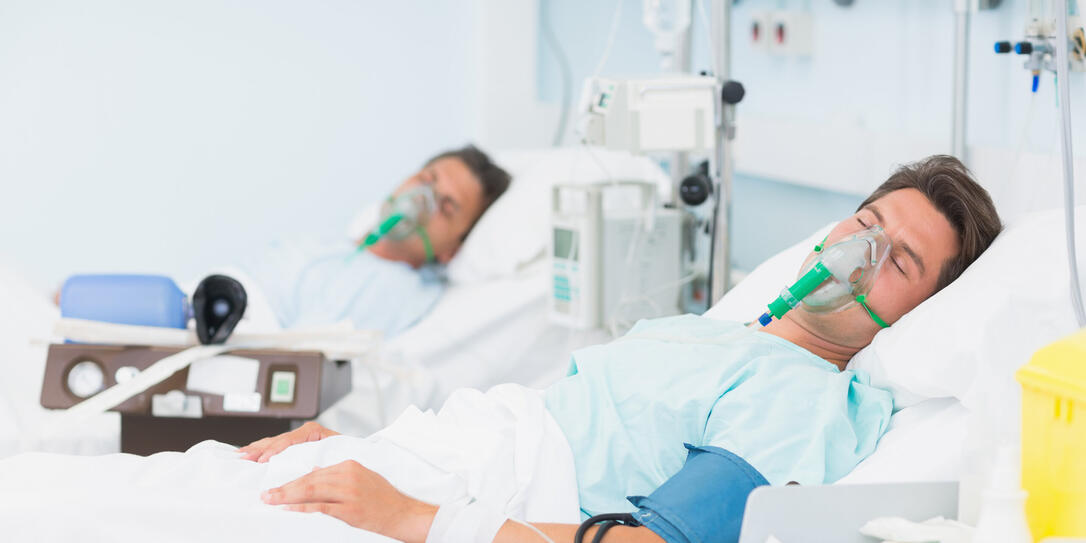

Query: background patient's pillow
347,147,671,285
706,206,1085,411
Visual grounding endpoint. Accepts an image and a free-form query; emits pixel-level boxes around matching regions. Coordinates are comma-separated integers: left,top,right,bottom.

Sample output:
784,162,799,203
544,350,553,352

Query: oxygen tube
359,213,405,249
354,185,437,262
756,237,832,327
755,226,892,328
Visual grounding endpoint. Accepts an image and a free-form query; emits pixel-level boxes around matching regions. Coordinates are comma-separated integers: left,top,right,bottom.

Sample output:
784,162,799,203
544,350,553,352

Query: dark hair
858,155,1002,293
426,144,511,212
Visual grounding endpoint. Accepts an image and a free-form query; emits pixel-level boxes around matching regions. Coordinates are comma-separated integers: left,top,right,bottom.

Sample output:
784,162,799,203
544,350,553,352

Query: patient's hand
262,460,437,543
238,421,340,463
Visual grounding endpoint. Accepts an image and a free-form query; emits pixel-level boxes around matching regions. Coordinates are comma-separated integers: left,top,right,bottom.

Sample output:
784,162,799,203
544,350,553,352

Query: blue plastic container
60,274,189,329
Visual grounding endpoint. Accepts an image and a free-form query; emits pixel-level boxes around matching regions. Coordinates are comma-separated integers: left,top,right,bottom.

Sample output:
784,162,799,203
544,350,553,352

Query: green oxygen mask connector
357,213,405,252
756,225,892,328
352,212,435,263
352,183,438,263
766,261,833,320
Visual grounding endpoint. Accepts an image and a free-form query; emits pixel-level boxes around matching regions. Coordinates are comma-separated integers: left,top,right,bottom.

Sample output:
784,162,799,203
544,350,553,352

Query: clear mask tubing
355,185,436,262
756,225,891,329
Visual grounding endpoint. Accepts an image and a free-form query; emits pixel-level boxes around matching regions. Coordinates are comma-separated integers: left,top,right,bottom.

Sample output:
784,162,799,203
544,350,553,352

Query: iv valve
994,34,1055,91
994,10,1086,85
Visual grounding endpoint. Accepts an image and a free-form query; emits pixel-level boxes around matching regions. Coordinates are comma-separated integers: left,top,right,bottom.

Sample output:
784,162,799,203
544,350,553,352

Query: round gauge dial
67,360,105,399
114,365,140,384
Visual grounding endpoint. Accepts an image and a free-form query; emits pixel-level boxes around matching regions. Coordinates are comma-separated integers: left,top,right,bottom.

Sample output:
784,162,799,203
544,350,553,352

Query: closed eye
892,256,905,275
439,197,457,217
858,215,906,275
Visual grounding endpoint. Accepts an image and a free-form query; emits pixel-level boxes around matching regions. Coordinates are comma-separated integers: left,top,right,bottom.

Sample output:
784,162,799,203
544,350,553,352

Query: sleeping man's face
787,188,960,350
376,156,486,267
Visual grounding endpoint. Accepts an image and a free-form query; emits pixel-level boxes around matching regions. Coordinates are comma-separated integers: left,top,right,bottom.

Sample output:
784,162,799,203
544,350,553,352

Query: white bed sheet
0,384,581,543
0,264,120,459
318,259,610,437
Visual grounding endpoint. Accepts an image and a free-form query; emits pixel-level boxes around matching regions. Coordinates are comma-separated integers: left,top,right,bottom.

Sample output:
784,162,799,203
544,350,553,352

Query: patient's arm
238,421,339,462
494,520,665,543
262,460,664,543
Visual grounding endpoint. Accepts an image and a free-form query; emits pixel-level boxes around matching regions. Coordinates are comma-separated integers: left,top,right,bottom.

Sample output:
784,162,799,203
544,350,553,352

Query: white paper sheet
186,355,260,396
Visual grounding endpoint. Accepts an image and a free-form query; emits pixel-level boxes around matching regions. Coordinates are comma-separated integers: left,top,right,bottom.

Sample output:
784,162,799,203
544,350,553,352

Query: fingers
302,421,339,441
254,423,337,463
239,422,334,463
239,436,288,463
255,438,294,463
283,502,343,517
262,466,348,505
237,438,272,461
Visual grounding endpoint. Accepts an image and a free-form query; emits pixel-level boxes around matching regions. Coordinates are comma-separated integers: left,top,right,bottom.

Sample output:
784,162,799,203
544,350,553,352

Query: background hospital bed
0,148,662,457
0,257,604,458
316,258,611,437
318,147,669,436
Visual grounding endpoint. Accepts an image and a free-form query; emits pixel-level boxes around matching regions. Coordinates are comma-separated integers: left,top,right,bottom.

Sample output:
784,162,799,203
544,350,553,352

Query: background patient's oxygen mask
356,184,437,262
756,225,892,328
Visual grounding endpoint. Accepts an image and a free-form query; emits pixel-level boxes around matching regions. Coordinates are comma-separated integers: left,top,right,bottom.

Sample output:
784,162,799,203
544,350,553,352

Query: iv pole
709,0,736,304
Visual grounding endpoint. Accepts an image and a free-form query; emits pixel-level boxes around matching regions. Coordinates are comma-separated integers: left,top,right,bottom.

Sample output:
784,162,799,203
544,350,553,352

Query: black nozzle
994,41,1012,54
1015,41,1033,55
679,161,713,207
721,80,745,105
193,274,247,345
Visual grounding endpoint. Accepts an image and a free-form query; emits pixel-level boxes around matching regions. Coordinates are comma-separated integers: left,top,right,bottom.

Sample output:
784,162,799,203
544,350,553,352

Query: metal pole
951,0,970,163
1055,0,1086,327
670,3,695,204
709,0,733,303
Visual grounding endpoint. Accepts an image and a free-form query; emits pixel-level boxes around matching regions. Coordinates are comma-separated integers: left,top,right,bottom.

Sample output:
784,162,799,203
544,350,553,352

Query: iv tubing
1056,0,1086,327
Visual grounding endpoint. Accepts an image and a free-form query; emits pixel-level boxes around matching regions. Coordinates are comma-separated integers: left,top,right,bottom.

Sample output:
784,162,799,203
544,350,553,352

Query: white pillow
837,397,968,484
446,148,671,284
849,206,1083,411
707,207,1084,411
347,147,672,285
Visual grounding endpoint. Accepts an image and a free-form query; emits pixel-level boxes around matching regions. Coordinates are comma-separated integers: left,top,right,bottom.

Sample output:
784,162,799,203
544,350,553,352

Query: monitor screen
554,228,578,261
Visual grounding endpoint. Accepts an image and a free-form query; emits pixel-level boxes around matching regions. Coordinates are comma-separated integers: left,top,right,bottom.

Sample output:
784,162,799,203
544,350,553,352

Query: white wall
724,0,1086,213
0,1,476,290
537,0,1086,202
533,0,1086,270
469,0,557,150
6,1,1083,288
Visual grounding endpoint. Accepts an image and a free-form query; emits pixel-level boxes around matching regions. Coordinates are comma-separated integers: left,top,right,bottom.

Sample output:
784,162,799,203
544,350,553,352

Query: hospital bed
0,147,665,457
0,200,1080,540
318,147,671,436
317,258,613,436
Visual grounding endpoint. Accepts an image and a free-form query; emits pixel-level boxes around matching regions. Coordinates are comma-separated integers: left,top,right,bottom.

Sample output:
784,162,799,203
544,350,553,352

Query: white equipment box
578,75,718,154
549,181,682,330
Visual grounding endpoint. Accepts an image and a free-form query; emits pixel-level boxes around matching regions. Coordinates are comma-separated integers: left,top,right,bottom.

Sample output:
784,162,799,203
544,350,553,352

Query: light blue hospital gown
543,314,893,517
237,239,444,335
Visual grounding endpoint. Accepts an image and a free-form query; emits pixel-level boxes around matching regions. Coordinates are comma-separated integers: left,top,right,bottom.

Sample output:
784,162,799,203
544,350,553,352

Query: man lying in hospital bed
60,144,511,337
236,145,511,335
0,155,1003,542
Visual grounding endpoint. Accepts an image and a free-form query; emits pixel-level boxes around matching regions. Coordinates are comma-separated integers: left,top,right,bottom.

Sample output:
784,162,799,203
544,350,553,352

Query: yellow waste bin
1016,329,1086,540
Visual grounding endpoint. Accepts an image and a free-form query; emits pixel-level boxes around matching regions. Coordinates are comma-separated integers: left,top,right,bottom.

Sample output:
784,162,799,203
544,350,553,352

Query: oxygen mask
757,225,892,328
357,184,437,261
